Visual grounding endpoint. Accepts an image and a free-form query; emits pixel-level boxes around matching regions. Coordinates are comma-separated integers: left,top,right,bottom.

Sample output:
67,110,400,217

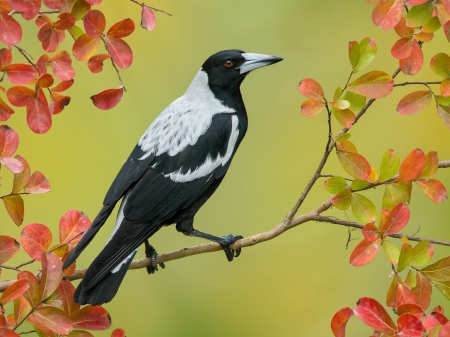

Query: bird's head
201,50,283,89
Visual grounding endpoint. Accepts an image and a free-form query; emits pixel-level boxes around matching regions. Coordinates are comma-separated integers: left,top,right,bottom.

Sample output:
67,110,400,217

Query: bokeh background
2,1,450,336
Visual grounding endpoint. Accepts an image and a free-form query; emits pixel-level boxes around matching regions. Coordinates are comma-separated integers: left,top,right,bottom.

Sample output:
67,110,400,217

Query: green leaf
437,104,450,129
348,71,394,99
342,91,367,111
379,149,400,182
354,37,377,73
398,242,412,272
411,240,434,267
336,139,357,153
331,188,352,210
405,268,417,288
434,281,450,300
323,176,347,194
337,151,371,180
351,179,370,191
382,239,399,264
348,41,360,69
382,181,412,210
405,2,434,28
351,193,377,224
430,53,450,78
417,151,439,179
331,106,355,129
422,16,441,33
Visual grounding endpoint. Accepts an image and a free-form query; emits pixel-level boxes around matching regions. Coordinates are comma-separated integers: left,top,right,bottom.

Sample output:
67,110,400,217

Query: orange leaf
337,151,371,180
59,210,91,244
396,90,432,115
20,223,52,260
0,279,29,305
397,149,425,182
87,54,110,73
331,307,353,337
0,236,19,264
372,0,404,30
391,38,413,59
399,39,423,75
107,18,135,38
350,238,381,266
24,171,51,194
347,71,394,99
72,34,100,61
297,78,324,100
90,86,124,110
415,179,448,203
83,10,105,38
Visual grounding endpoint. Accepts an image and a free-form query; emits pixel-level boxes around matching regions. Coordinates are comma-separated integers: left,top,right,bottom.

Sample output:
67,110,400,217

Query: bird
63,49,283,305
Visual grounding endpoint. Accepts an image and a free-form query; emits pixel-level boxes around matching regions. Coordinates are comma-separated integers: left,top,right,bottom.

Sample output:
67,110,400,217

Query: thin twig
393,81,441,87
319,174,353,182
13,46,40,75
130,0,173,16
10,9,59,15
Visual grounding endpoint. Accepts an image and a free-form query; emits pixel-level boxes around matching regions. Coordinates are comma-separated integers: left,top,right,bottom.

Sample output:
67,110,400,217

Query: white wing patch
166,115,239,183
138,69,235,160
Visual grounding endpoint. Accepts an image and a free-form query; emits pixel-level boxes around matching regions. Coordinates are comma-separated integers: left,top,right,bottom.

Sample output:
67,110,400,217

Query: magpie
63,49,282,305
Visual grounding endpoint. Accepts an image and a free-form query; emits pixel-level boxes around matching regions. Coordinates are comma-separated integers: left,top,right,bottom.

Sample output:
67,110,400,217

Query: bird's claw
219,234,243,262
145,244,165,275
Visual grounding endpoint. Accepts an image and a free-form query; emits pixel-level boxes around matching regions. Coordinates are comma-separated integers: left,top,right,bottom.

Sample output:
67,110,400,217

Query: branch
393,81,441,87
13,45,40,75
130,0,173,16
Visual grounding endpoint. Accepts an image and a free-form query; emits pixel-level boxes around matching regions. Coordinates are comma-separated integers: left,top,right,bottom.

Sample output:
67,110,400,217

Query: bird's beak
238,53,283,74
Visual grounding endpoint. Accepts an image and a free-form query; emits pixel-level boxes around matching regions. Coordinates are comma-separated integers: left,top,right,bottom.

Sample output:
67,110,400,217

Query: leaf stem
130,0,173,16
100,36,127,91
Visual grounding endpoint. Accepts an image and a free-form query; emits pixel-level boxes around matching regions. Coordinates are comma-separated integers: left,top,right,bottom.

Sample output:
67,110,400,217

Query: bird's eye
224,60,234,68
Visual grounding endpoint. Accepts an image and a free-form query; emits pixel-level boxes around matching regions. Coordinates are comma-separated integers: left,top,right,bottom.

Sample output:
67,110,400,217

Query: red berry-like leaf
372,0,403,30
391,38,413,60
3,64,36,85
400,39,423,75
415,179,448,203
24,171,51,194
0,13,22,46
20,223,52,260
0,279,29,305
27,306,72,335
6,86,35,107
72,305,111,330
49,92,70,114
3,195,24,226
353,297,396,334
90,86,124,110
83,10,105,38
298,78,324,100
87,54,110,73
35,73,54,89
347,71,394,99
350,238,382,266
397,313,424,336
0,236,19,264
26,96,52,134
397,149,425,182
59,210,91,244
337,151,371,180
397,90,432,115
51,79,74,92
380,203,410,235
72,34,101,61
141,5,156,31
0,97,14,121
331,307,353,337
104,36,133,69
107,18,135,38
0,125,19,157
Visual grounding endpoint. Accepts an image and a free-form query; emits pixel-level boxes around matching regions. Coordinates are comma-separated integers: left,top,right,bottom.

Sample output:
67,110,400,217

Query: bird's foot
219,234,243,262
145,242,165,275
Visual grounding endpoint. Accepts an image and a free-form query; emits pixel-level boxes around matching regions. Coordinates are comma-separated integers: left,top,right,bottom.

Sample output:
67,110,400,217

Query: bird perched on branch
63,49,282,305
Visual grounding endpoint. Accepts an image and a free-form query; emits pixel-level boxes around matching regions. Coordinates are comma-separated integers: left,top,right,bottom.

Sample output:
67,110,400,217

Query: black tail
74,250,137,305
63,204,116,269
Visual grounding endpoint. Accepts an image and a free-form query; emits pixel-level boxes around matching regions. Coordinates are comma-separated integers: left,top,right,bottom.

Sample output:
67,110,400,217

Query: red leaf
347,71,394,99
72,305,111,330
35,14,52,29
0,236,19,264
0,156,22,173
350,238,382,266
6,86,35,107
353,297,396,333
87,54,110,73
17,271,40,307
43,0,63,9
90,86,124,110
85,0,101,4
397,149,425,182
424,311,448,332
441,78,450,97
49,92,70,114
58,280,80,318
18,0,40,20
381,203,410,235
398,284,416,306
417,151,439,179
297,78,324,100
26,97,52,134
59,210,91,244
51,79,73,92
440,322,450,337
27,306,72,335
0,328,20,337
396,90,432,115
40,252,63,301
362,223,380,241
0,125,19,157
83,10,105,38
0,48,12,69
51,59,74,81
444,21,450,43
3,194,24,226
397,304,425,319
397,313,424,336
111,329,125,337
405,0,429,4
104,37,133,69
49,50,72,64
72,34,100,61
400,39,424,75
372,0,404,29
412,272,432,311
24,171,51,194
107,18,135,38
331,307,354,337
0,13,22,46
0,97,14,121
36,54,49,74
391,38,413,59
35,73,54,88
337,151,371,180
301,99,325,117
0,279,29,305
3,64,36,85
415,179,448,203
141,5,155,31
53,13,74,30
20,223,52,260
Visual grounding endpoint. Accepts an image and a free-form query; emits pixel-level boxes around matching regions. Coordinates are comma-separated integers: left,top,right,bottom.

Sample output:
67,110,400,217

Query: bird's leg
144,240,165,274
176,220,243,262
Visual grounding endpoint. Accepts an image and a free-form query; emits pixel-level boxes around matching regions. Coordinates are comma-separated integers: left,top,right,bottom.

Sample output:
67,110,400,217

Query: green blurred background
2,1,450,336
